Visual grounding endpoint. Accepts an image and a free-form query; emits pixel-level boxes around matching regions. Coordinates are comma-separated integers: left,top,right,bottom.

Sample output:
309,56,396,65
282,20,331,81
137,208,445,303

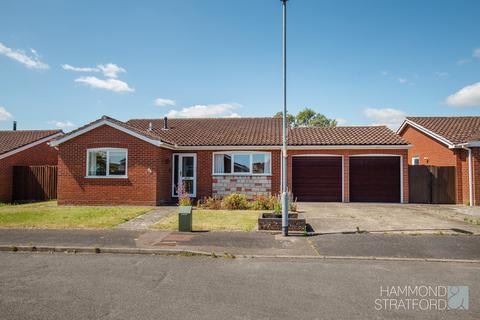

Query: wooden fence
12,166,58,202
408,165,455,204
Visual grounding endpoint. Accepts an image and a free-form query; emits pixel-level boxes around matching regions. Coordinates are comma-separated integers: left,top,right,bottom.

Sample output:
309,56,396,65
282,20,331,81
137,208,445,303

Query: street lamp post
280,0,289,237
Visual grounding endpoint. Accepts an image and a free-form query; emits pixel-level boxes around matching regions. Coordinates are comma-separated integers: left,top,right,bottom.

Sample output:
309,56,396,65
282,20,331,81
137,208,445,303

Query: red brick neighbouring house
0,129,63,203
398,116,480,206
50,116,410,205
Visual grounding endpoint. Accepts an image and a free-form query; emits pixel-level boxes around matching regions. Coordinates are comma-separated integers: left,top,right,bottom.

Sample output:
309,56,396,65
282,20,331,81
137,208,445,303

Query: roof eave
398,119,454,148
49,119,172,148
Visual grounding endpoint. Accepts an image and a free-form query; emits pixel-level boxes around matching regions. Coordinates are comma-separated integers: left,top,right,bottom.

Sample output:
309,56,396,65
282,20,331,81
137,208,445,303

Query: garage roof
0,130,62,156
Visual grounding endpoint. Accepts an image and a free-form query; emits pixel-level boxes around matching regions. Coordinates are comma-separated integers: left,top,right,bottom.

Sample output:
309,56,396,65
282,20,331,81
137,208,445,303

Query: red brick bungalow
398,116,480,206
0,129,62,203
50,116,410,206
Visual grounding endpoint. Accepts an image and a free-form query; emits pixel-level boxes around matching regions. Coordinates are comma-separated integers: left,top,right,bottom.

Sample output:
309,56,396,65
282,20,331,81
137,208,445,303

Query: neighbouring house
49,116,410,206
398,116,480,206
0,128,63,203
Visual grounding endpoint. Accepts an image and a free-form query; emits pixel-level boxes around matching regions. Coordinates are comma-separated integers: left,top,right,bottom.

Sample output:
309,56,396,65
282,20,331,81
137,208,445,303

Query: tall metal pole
281,0,289,237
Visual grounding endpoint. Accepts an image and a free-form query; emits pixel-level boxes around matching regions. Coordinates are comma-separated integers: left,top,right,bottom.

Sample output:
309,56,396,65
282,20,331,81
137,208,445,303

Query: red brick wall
286,149,409,203
0,141,58,203
399,125,456,166
57,125,167,206
400,124,479,205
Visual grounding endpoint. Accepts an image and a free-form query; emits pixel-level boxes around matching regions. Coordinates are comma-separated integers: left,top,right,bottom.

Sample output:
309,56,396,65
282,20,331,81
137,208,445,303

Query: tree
274,111,296,126
274,108,337,127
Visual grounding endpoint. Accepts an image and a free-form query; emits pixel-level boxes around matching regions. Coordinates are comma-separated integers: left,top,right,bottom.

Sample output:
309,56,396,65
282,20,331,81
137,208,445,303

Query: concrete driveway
298,202,480,235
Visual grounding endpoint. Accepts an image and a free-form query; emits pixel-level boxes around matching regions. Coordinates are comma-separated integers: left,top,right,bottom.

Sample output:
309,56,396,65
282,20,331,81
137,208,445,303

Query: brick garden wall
0,141,58,203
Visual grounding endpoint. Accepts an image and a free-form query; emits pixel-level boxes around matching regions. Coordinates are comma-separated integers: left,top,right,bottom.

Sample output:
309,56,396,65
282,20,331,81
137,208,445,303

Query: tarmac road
0,252,478,320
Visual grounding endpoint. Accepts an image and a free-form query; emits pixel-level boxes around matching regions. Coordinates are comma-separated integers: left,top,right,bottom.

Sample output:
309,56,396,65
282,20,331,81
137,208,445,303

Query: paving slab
0,229,144,248
299,202,480,234
116,206,177,230
311,233,480,260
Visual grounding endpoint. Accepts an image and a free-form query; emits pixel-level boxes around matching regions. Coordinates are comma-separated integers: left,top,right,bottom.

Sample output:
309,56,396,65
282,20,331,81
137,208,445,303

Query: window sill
84,176,128,179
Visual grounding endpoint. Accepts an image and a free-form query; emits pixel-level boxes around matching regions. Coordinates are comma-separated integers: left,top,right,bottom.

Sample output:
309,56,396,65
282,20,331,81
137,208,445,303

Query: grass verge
0,201,152,228
153,209,258,232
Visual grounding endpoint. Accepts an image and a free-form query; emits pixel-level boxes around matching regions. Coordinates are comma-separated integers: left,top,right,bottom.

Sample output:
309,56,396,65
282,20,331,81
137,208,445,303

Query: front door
172,154,196,197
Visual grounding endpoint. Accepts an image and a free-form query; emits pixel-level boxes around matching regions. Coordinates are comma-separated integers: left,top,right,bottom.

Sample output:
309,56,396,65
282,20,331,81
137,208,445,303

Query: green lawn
0,201,153,229
153,209,259,232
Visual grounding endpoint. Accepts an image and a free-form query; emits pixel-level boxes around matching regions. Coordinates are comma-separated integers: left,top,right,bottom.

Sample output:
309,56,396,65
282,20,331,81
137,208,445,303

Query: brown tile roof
0,130,62,156
126,117,283,146
406,116,480,144
53,116,409,147
289,126,408,145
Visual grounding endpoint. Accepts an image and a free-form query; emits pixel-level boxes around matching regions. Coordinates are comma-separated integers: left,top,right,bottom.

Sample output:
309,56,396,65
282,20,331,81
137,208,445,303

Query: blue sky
0,0,479,131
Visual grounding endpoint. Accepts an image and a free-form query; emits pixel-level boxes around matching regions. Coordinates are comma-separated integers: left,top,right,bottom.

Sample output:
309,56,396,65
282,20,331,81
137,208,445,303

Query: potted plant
177,184,192,232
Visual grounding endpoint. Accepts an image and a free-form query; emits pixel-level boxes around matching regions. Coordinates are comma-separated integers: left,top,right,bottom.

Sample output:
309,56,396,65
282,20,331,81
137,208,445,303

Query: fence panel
12,166,57,202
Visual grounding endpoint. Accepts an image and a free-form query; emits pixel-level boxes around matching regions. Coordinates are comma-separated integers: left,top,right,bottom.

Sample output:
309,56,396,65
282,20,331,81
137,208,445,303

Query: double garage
292,155,402,203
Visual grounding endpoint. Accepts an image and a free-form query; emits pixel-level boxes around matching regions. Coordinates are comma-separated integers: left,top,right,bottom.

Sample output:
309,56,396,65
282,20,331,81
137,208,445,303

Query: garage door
292,157,342,202
349,156,400,203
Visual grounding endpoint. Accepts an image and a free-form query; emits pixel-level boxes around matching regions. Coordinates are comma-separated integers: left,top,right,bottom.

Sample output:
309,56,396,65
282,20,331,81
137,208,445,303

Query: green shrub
197,196,222,210
221,193,249,210
250,195,277,210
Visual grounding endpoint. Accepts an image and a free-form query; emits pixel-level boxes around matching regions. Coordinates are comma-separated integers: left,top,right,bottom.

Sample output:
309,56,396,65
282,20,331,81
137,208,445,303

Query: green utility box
178,206,193,232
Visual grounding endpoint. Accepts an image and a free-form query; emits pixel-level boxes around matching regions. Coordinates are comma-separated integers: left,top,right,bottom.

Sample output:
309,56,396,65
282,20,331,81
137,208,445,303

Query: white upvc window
412,156,420,166
213,152,271,175
86,148,128,178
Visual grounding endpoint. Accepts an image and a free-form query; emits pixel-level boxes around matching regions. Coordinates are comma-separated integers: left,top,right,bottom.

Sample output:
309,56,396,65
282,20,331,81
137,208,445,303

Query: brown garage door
349,156,400,203
292,157,342,202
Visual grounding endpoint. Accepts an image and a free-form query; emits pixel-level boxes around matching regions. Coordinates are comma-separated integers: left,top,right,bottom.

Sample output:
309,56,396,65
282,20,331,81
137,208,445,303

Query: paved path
1,228,480,260
116,206,177,230
310,234,480,260
0,252,478,320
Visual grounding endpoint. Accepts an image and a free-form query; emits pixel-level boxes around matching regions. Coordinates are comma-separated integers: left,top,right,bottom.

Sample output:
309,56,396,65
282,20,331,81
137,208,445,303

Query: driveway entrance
298,202,480,235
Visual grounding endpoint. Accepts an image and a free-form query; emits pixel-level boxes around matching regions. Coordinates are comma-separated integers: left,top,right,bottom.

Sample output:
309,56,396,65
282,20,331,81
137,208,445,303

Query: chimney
163,117,168,130
13,121,17,131
148,122,153,131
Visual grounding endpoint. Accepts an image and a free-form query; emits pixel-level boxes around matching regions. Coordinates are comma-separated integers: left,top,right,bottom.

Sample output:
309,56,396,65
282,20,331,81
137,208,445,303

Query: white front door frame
172,153,197,197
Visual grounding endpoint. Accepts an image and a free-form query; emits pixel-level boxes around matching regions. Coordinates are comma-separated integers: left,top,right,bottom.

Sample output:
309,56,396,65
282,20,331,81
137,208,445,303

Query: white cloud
446,82,480,107
397,77,408,84
62,64,99,73
335,118,347,125
98,63,125,78
154,98,176,107
364,107,407,129
62,63,126,78
0,106,13,121
0,42,49,70
75,76,134,93
457,59,470,66
165,103,241,118
48,120,75,129
473,48,480,58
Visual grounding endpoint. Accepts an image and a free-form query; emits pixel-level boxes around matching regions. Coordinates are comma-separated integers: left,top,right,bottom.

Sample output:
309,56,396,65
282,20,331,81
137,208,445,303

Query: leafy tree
274,111,296,126
274,108,337,127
